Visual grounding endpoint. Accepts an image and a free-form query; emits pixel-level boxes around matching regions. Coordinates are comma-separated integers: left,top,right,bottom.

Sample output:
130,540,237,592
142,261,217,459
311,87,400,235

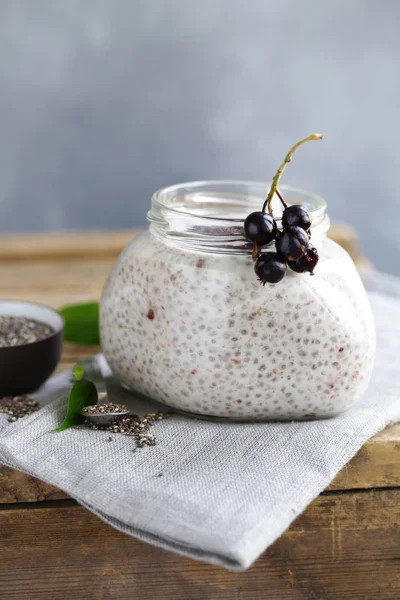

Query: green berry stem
262,133,323,216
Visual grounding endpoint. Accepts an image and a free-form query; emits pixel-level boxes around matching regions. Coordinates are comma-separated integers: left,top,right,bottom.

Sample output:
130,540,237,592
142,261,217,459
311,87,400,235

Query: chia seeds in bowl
0,301,64,396
0,316,55,347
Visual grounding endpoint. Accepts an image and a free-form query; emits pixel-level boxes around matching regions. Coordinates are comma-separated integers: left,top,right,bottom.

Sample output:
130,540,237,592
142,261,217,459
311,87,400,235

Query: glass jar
100,181,376,421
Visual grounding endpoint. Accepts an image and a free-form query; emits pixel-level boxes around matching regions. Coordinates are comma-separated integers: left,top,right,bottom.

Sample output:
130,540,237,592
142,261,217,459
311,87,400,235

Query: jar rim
149,180,329,254
151,180,327,223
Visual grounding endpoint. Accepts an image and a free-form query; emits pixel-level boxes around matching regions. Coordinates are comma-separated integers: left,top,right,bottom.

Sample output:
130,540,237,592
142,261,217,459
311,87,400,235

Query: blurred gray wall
0,0,399,273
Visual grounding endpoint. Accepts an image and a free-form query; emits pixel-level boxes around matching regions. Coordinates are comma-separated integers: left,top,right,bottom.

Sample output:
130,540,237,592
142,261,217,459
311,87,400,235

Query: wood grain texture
329,423,400,491
1,489,399,600
0,466,65,503
0,229,139,261
0,224,370,265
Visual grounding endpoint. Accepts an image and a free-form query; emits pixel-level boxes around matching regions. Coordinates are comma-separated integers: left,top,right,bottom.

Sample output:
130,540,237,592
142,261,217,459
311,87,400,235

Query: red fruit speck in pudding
232,359,241,365
170,269,183,282
236,399,242,404
191,369,197,375
339,347,344,352
196,259,205,269
146,309,155,320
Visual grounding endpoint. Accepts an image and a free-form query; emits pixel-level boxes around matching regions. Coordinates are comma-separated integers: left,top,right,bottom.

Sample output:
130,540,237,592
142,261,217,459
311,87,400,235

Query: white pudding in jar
100,182,375,420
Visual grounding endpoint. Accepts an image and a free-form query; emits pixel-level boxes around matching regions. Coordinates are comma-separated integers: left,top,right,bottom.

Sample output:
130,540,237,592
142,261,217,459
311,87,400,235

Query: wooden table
0,228,399,600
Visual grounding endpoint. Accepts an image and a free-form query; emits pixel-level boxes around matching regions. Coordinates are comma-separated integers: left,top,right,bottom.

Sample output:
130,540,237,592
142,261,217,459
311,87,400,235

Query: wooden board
0,229,139,261
0,223,372,265
0,227,398,598
1,489,399,600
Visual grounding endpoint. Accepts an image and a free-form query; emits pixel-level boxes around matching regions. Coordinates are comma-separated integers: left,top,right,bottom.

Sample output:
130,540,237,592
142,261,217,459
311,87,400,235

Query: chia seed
0,316,54,347
81,403,129,415
85,410,170,448
0,395,39,421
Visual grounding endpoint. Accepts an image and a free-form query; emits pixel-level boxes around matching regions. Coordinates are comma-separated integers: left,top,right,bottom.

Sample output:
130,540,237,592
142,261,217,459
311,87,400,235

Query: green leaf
59,302,100,345
52,378,98,432
71,364,84,381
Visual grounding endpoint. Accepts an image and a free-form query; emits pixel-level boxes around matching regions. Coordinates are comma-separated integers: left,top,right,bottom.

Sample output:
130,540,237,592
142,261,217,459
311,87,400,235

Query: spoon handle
95,380,108,405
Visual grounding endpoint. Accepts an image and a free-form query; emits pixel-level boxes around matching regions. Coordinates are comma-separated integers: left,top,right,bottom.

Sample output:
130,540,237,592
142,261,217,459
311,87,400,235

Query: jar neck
147,181,329,255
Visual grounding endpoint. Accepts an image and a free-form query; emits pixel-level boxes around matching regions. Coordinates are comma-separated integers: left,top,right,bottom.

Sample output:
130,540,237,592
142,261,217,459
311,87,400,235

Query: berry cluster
245,205,318,284
243,134,322,285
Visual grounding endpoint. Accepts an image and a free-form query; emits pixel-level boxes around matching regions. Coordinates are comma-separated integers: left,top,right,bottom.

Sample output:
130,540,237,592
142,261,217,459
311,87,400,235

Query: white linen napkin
1,271,399,570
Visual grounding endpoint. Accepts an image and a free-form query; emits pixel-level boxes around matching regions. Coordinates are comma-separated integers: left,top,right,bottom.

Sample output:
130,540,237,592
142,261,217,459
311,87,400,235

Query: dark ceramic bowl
0,301,64,396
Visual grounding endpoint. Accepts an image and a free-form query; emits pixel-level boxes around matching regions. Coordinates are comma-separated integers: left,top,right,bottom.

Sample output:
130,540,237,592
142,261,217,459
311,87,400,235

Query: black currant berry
255,253,287,285
282,204,311,231
275,226,309,261
288,245,319,275
244,211,277,246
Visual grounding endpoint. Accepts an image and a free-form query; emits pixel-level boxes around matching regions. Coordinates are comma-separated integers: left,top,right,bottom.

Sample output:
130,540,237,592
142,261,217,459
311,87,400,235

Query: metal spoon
80,380,130,426
82,408,131,427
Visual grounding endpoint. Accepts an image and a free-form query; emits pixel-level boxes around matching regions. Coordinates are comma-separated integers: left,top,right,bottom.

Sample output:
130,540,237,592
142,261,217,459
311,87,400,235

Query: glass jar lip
149,180,329,254
151,180,327,223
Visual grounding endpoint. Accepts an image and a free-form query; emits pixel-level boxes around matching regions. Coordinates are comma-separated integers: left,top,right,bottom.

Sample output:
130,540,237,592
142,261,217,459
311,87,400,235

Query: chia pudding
100,182,376,420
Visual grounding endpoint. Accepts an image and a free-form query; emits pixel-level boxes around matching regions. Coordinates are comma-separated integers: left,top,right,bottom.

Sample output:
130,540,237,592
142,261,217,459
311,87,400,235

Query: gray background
0,1,398,273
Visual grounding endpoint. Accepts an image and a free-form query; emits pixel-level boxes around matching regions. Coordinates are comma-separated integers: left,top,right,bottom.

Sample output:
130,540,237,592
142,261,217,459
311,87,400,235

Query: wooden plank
0,467,66,503
0,229,139,261
330,422,400,490
0,258,114,307
0,225,367,265
0,489,399,600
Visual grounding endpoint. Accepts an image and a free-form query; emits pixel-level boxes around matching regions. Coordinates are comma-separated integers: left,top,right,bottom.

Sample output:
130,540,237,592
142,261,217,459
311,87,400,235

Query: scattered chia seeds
85,410,170,448
0,395,39,422
0,316,54,347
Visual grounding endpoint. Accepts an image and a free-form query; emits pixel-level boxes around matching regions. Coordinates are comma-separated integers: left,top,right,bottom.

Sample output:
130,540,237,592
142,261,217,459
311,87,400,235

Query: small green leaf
52,378,98,432
59,302,100,346
71,364,84,381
